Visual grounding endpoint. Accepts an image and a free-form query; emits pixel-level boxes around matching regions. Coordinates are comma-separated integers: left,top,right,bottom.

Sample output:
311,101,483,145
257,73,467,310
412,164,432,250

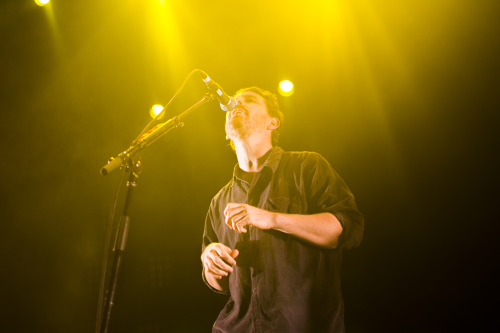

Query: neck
233,138,273,172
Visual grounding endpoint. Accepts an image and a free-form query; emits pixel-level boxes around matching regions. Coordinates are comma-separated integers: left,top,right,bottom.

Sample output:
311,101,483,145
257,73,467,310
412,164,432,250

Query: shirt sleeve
202,199,218,254
305,153,364,249
201,198,230,295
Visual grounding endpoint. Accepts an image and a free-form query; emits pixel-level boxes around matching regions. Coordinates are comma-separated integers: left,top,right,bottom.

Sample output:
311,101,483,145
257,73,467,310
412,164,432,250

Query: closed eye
243,97,257,103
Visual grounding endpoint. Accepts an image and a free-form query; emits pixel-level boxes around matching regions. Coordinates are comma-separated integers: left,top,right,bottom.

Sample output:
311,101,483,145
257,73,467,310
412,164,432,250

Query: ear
267,117,280,130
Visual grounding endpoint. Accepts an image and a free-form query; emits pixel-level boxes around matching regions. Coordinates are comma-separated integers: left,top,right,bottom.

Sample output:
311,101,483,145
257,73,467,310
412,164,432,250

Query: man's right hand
201,243,239,281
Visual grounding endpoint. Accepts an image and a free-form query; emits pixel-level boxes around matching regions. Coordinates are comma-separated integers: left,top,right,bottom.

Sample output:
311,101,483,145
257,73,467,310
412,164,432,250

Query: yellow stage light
35,0,50,6
278,80,294,97
149,104,164,119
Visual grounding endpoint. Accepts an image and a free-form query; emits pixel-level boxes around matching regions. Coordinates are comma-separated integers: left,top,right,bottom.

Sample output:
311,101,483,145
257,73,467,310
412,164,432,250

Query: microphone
198,70,236,111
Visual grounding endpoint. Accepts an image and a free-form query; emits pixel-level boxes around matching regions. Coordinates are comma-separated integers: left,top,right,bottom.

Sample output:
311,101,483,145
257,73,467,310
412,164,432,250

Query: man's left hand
224,203,277,233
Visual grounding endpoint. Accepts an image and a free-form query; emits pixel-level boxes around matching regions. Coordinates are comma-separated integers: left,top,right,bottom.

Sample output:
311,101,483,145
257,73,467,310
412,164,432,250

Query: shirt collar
232,146,284,183
263,146,284,173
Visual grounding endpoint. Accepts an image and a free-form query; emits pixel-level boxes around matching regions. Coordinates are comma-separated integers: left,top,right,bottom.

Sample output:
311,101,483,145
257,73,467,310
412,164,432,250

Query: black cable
132,68,202,144
95,166,127,333
95,68,205,331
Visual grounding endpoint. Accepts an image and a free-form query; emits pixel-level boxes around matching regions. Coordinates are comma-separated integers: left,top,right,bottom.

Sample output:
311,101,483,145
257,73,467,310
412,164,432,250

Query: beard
225,113,257,141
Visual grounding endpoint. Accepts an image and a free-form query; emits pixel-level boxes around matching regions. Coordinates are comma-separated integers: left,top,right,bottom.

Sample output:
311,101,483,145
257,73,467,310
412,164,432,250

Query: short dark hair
234,87,284,146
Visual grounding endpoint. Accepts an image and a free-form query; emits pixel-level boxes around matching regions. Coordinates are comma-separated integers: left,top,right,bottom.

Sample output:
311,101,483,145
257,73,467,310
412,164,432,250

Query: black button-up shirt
202,147,364,332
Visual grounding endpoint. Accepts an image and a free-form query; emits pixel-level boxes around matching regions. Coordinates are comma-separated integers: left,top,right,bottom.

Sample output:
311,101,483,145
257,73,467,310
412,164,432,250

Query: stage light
278,80,294,97
35,0,50,6
149,104,164,119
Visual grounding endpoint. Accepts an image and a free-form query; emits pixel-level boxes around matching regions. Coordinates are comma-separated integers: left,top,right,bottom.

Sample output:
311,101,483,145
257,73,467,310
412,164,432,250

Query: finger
224,203,239,216
204,261,226,279
228,216,247,232
224,203,246,218
235,220,248,233
214,255,234,272
226,209,247,230
204,243,238,268
229,211,249,233
226,212,242,231
208,243,232,257
214,248,237,267
207,256,232,276
202,248,224,265
217,252,237,267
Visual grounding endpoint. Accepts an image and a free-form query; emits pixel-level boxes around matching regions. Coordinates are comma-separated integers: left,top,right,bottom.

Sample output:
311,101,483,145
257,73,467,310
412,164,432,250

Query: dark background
1,0,498,332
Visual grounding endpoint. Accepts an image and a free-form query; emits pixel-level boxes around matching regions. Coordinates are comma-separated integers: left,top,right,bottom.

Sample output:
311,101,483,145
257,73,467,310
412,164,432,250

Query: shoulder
277,150,340,185
280,150,332,168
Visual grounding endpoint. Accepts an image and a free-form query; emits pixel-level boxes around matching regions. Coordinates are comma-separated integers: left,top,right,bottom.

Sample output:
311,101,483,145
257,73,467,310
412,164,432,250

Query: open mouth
231,109,246,117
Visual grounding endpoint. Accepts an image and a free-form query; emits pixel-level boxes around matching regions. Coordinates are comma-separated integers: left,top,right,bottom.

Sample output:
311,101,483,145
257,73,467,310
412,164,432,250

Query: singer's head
225,87,284,151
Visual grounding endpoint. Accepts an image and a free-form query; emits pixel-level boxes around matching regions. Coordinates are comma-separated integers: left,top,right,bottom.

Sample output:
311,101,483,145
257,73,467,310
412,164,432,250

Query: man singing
201,87,364,332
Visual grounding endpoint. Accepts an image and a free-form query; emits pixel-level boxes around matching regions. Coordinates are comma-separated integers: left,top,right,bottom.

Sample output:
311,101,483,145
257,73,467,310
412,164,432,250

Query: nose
235,95,247,106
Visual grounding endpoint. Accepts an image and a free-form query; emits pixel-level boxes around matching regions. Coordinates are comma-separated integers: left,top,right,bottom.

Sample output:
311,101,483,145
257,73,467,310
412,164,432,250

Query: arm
224,203,343,249
274,211,343,249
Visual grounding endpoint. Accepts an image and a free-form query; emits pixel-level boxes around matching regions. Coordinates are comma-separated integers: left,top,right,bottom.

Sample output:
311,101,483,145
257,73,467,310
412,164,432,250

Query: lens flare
149,104,164,119
35,0,50,6
278,80,294,97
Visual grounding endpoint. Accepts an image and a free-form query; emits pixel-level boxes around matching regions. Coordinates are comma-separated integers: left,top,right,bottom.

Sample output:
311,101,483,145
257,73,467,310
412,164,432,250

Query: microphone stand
100,93,213,176
96,93,213,333
98,159,139,333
